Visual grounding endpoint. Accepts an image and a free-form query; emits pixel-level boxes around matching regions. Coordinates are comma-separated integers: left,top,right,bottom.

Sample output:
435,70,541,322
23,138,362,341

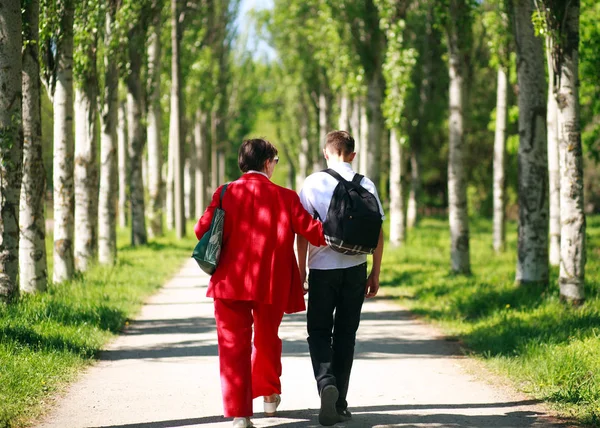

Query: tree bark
117,96,128,228
407,148,420,229
52,0,76,283
184,156,194,220
493,66,508,253
350,98,360,171
210,111,218,191
513,0,548,284
74,82,99,272
20,0,48,294
389,128,405,246
546,38,560,266
170,0,185,238
147,18,163,238
126,23,147,246
296,104,310,190
339,92,349,131
446,0,471,274
98,3,118,265
366,72,384,187
315,91,328,171
194,109,208,218
0,1,23,301
556,0,585,302
359,98,368,175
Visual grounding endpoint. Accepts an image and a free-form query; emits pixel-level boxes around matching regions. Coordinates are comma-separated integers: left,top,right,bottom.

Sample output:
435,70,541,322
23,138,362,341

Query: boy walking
297,130,384,426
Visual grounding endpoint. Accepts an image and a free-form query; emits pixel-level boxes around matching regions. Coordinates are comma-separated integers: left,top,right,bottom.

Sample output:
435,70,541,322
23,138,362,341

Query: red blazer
195,173,326,314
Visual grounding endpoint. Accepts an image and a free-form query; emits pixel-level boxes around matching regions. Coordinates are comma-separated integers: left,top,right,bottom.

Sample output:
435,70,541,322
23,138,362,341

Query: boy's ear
346,152,356,162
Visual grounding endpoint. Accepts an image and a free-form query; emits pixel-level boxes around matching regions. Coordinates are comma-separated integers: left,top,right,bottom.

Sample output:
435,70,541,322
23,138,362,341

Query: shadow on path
90,400,560,428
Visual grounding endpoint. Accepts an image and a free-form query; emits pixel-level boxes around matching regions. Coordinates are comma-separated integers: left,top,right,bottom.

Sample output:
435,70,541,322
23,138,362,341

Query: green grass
0,225,197,428
380,215,600,426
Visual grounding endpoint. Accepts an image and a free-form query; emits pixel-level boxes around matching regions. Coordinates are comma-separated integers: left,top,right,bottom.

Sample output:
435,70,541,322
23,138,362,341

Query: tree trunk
218,151,225,184
211,111,218,191
184,157,194,220
117,96,128,228
147,20,163,238
389,128,405,246
166,133,174,229
493,66,508,253
296,105,310,190
359,98,368,175
556,1,585,302
126,24,147,246
366,71,383,188
315,91,328,171
513,0,548,284
20,0,48,294
446,0,471,274
170,0,185,238
339,92,349,131
52,1,76,283
0,1,23,301
407,148,420,229
546,38,560,266
98,4,118,265
74,83,99,272
194,109,208,218
350,98,360,171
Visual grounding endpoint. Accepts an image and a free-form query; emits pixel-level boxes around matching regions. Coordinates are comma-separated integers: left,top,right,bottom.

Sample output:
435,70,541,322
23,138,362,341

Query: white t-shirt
298,161,385,270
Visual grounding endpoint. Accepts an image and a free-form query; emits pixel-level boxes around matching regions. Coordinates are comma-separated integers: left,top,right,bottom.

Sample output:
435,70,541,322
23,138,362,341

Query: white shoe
264,393,281,416
232,417,254,427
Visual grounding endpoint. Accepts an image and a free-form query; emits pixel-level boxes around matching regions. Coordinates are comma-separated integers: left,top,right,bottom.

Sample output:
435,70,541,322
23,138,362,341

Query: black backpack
316,169,382,255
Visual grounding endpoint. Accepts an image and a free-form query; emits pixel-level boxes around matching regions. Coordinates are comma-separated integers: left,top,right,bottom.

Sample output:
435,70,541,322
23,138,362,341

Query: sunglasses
273,157,279,164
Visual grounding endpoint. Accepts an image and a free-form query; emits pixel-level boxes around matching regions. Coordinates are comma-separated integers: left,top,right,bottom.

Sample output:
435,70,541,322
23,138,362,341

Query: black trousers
307,262,367,412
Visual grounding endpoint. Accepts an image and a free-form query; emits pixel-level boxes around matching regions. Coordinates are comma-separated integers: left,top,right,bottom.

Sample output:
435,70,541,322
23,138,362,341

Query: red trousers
214,298,284,417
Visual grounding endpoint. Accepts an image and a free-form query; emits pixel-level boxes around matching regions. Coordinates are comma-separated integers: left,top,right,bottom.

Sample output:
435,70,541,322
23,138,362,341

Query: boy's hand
365,272,379,298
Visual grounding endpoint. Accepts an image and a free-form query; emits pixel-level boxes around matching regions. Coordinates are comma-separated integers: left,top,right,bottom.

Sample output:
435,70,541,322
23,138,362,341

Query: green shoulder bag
192,184,228,275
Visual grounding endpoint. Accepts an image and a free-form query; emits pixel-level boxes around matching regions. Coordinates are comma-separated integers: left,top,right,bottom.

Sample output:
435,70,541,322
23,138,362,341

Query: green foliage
73,0,103,85
580,0,600,161
0,226,197,427
380,216,600,425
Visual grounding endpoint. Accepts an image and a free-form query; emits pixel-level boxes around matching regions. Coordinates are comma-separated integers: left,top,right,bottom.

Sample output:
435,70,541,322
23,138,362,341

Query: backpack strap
218,183,228,209
322,168,347,183
352,174,364,185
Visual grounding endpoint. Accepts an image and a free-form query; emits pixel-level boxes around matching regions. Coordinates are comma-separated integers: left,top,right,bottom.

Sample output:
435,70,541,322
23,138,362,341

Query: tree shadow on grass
0,325,97,358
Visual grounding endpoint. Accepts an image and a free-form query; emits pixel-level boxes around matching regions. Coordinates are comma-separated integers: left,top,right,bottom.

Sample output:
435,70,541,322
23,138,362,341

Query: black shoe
319,385,339,426
337,409,352,422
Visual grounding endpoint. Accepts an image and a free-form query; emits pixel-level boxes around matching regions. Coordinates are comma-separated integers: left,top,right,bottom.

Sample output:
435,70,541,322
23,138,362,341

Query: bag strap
323,168,347,184
218,183,228,209
352,174,364,185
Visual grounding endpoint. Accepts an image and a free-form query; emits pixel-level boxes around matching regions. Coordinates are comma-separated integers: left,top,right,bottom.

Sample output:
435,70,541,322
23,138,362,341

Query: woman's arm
194,185,224,240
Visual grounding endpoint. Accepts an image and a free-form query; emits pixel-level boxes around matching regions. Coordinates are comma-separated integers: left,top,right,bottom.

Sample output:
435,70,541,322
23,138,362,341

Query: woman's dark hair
238,138,278,173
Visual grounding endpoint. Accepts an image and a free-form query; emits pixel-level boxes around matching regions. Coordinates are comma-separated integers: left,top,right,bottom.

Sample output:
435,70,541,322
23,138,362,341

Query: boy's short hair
238,138,278,173
325,130,355,155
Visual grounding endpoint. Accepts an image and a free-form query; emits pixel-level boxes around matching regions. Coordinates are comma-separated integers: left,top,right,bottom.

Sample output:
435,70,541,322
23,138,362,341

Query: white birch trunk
447,2,471,274
315,92,328,171
52,3,76,283
0,2,23,300
389,129,405,246
117,96,128,228
98,5,118,265
184,157,193,220
514,0,549,284
493,66,508,253
166,132,175,229
126,24,147,246
194,109,208,218
407,148,419,229
359,98,369,175
546,38,561,266
74,84,98,272
339,92,349,131
20,0,48,294
170,0,185,238
557,2,585,302
296,109,309,190
350,98,360,171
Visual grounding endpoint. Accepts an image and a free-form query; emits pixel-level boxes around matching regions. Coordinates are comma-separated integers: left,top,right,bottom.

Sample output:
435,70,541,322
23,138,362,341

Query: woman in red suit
195,139,326,428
